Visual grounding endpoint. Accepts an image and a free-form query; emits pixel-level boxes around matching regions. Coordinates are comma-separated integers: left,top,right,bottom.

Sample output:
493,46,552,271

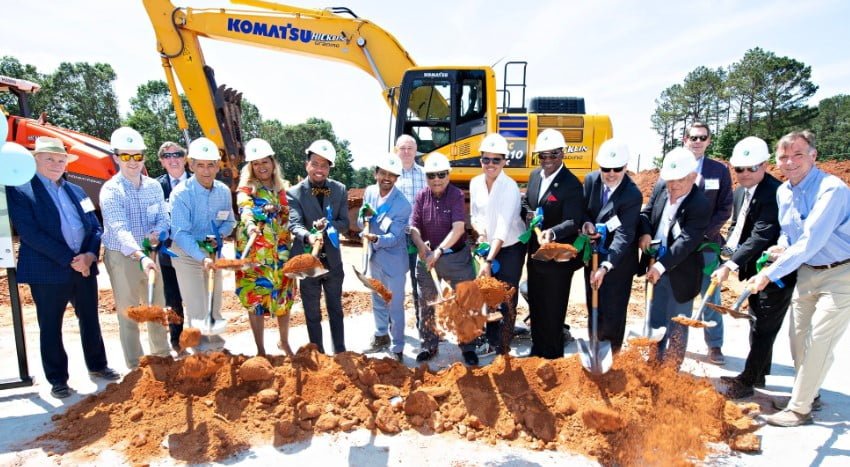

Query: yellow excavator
143,0,613,188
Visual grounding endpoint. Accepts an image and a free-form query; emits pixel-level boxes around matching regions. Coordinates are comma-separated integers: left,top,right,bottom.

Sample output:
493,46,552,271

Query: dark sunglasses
116,153,145,162
480,156,504,165
160,151,185,159
734,165,761,173
601,166,625,173
537,150,563,160
426,171,449,180
688,135,709,142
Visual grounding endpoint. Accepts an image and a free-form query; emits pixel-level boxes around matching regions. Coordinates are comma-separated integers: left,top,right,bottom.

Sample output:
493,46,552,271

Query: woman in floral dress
235,138,296,356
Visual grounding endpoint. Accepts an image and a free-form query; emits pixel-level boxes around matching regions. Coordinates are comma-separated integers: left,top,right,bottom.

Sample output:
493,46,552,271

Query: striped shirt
100,173,168,256
398,163,427,205
37,173,85,253
171,176,236,261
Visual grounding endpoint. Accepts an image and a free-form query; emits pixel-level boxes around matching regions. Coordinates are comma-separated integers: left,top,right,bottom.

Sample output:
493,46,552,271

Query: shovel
706,287,757,321
518,207,543,244
577,249,612,374
628,241,667,343
673,279,719,328
284,235,330,279
190,264,227,336
351,219,389,300
214,229,260,269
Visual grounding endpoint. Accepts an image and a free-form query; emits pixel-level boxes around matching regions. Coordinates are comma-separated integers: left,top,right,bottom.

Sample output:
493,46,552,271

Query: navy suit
6,176,110,385
156,173,185,347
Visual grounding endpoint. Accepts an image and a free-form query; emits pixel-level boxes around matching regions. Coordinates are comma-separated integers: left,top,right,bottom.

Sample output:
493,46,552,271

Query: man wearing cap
751,131,850,427
580,138,642,352
7,137,119,398
408,152,479,365
522,129,585,359
711,136,796,399
358,153,411,362
395,134,426,327
287,139,350,354
100,127,171,369
170,137,236,350
638,147,709,369
683,122,733,365
155,141,189,351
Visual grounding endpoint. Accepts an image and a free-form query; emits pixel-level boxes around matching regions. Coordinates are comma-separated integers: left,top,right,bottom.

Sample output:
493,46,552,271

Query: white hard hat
305,139,336,166
188,137,220,161
376,152,403,176
596,138,630,169
479,133,509,155
730,136,770,167
423,152,451,173
534,129,566,152
110,127,146,151
660,147,698,181
245,138,274,162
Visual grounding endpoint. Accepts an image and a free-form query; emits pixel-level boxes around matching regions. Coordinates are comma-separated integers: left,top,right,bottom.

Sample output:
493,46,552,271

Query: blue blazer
6,176,102,284
357,185,411,277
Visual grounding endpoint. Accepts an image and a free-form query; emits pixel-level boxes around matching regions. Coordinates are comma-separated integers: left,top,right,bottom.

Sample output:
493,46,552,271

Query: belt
806,258,850,270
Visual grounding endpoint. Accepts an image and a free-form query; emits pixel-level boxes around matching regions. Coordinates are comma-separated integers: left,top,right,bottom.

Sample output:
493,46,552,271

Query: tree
42,62,121,140
811,94,850,160
350,167,375,188
260,118,355,187
0,56,47,116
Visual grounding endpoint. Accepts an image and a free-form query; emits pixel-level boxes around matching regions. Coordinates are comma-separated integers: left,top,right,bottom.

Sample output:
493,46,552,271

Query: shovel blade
190,317,226,336
596,340,613,374
576,338,592,371
352,265,379,293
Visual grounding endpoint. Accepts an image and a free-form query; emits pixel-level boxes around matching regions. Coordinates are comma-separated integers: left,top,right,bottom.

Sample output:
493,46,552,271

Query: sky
3,0,849,170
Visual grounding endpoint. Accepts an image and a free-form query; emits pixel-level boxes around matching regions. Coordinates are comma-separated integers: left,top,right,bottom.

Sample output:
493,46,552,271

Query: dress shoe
363,334,390,354
708,347,725,365
722,378,754,399
50,383,72,399
89,367,121,381
763,409,813,427
416,349,437,362
462,350,479,366
772,394,822,412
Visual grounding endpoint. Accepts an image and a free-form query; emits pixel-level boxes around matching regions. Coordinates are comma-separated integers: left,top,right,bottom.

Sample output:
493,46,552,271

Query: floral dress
235,185,296,316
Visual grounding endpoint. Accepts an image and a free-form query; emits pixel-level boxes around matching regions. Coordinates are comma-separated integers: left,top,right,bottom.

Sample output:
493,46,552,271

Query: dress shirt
537,164,564,202
171,176,236,261
100,173,168,256
398,164,427,205
469,171,525,247
37,173,85,253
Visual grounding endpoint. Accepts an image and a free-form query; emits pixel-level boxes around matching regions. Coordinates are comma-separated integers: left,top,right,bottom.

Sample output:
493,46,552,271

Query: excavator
143,0,613,187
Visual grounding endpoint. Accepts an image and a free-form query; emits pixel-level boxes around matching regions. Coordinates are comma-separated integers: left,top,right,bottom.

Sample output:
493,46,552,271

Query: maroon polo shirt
410,184,467,250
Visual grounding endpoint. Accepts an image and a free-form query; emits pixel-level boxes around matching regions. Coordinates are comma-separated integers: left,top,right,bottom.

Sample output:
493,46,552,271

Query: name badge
216,210,230,221
605,215,622,232
379,215,392,232
146,203,160,216
704,178,720,190
80,197,95,213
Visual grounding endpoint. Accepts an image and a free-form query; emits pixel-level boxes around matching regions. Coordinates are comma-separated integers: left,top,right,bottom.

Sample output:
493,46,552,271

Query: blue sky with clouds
3,0,849,169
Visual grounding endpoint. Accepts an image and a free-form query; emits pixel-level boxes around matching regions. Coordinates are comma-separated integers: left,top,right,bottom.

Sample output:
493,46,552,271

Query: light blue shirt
100,173,169,256
171,176,236,261
37,173,85,253
765,167,850,281
397,163,426,205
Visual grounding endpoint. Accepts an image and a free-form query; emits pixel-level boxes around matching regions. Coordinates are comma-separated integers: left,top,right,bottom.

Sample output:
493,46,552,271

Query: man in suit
287,139,350,354
684,122,733,364
638,147,709,369
7,137,119,399
154,142,188,351
581,138,642,352
523,129,585,359
711,137,796,399
358,153,411,362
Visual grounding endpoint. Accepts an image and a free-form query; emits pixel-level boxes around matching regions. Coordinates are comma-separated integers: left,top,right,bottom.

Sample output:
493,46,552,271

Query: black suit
582,172,641,351
156,173,186,347
523,166,584,359
727,173,796,386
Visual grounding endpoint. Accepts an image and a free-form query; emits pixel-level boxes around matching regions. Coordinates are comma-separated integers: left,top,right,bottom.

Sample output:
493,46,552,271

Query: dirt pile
127,305,182,326
179,327,202,349
281,254,322,275
35,345,760,465
474,276,515,308
367,278,393,304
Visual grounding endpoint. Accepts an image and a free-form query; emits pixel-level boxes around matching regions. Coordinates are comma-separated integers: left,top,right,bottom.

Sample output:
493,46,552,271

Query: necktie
726,190,751,250
171,178,179,188
601,186,610,207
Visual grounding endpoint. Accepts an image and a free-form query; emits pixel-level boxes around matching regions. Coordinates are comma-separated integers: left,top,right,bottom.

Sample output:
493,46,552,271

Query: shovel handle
207,266,215,315
692,278,718,319
146,268,156,306
310,234,324,258
430,268,443,299
241,231,259,259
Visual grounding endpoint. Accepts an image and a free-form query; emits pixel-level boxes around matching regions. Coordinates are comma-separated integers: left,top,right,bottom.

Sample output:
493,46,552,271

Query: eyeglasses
116,153,145,162
734,165,761,173
600,166,625,173
688,135,709,142
160,151,185,159
537,150,563,160
480,156,504,165
426,171,449,180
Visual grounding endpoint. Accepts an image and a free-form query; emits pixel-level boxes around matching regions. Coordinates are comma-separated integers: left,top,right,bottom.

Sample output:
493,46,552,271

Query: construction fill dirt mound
34,346,761,465
179,327,202,349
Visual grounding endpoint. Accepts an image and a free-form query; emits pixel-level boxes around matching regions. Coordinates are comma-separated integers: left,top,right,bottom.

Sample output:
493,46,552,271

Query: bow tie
311,187,330,197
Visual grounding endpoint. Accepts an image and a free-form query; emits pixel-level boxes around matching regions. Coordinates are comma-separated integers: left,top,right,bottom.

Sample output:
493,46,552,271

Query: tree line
651,47,850,161
0,56,375,187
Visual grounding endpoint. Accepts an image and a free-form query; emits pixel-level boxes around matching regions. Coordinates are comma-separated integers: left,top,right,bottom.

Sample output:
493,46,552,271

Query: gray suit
287,178,350,353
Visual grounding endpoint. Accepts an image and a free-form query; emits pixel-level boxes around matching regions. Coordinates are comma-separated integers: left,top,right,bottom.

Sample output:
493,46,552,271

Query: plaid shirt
171,176,236,261
100,173,168,256
398,163,426,205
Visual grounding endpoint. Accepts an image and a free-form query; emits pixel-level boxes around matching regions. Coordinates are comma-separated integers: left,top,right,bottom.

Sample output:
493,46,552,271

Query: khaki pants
171,245,224,325
787,262,850,413
104,249,171,368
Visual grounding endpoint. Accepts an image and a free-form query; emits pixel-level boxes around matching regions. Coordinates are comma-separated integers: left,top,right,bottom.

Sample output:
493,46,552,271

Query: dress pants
415,246,476,353
527,256,575,359
300,260,346,354
484,242,525,353
738,281,794,385
650,274,695,369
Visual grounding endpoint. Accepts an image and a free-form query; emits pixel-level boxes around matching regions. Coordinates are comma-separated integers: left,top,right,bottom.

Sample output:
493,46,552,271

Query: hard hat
376,152,403,176
110,126,146,151
660,147,698,181
245,138,274,162
33,136,78,163
479,133,509,155
534,129,566,152
423,152,451,173
0,142,37,187
596,138,630,169
730,136,770,167
188,137,220,161
305,139,336,166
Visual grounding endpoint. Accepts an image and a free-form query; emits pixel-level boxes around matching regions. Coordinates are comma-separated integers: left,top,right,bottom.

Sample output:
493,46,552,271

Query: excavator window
402,78,452,153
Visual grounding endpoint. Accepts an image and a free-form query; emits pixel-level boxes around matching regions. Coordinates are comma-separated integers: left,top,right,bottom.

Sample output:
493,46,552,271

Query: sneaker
708,347,726,365
363,334,391,354
50,383,72,399
462,350,479,366
476,343,497,357
416,349,437,362
722,379,755,400
89,367,121,381
772,394,822,412
762,409,813,427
